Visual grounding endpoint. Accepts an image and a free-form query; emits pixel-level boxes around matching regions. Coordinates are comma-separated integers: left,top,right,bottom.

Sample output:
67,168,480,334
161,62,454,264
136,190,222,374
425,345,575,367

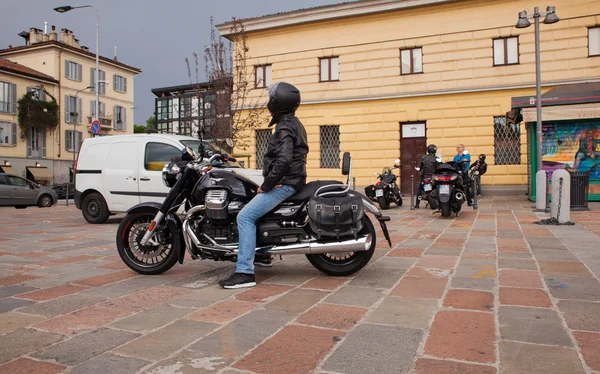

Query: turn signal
148,221,156,231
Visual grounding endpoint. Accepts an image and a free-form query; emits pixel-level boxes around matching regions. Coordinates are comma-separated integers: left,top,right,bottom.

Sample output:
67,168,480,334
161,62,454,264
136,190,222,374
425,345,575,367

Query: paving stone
70,353,150,374
499,269,542,288
424,310,495,363
324,286,385,308
443,289,494,311
499,341,585,374
188,310,294,358
16,284,90,301
499,288,552,308
498,252,533,259
558,300,600,332
544,275,600,301
110,304,193,332
0,328,63,364
165,266,233,289
17,294,105,317
347,267,406,289
0,312,46,334
81,276,167,298
234,283,293,303
531,249,580,262
370,256,417,269
300,276,348,290
234,325,344,374
34,306,132,335
0,274,41,286
405,266,452,278
423,246,464,256
390,276,448,299
72,269,139,287
416,255,459,269
265,288,328,313
0,297,36,313
499,306,572,347
451,277,496,291
573,331,600,371
322,324,422,374
0,357,66,374
367,297,438,329
169,285,241,308
498,258,538,270
414,358,497,374
297,303,367,330
262,268,320,286
142,349,231,374
537,261,592,276
188,300,256,324
101,286,191,312
0,285,37,298
387,248,424,257
455,263,497,279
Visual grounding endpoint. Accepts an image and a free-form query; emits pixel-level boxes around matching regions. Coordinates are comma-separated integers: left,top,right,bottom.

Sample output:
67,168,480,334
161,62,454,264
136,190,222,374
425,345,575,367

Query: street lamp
54,4,100,133
515,6,559,180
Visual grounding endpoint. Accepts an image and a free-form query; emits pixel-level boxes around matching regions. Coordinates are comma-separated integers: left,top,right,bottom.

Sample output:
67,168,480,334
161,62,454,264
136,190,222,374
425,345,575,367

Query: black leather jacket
261,112,309,192
420,154,439,175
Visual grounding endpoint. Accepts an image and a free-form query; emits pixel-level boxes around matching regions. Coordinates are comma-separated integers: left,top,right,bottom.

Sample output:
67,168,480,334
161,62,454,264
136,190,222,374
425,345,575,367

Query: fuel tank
189,169,259,206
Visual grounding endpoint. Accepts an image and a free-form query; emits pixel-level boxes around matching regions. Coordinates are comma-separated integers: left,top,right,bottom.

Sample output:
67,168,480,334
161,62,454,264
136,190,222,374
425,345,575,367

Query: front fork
140,211,166,246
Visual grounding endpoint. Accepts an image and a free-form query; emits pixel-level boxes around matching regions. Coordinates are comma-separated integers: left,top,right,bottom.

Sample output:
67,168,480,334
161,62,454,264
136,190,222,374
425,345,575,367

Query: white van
74,134,263,224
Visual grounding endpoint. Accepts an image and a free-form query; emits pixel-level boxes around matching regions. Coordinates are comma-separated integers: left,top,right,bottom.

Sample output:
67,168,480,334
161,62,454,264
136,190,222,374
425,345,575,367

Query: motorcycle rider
453,144,471,173
219,82,309,289
416,144,440,208
469,154,488,198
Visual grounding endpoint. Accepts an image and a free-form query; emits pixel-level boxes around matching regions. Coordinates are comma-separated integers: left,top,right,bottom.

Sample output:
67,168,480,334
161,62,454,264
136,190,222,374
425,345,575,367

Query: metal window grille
494,116,521,165
320,125,340,169
255,129,272,169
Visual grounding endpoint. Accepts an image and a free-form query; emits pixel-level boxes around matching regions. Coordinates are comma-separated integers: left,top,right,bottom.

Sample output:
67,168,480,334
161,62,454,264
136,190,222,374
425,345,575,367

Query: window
493,37,519,66
28,127,46,158
589,27,600,57
494,116,521,165
320,57,339,82
400,48,423,75
27,87,46,101
144,142,180,171
114,105,126,131
157,99,173,121
7,176,26,187
320,125,340,169
0,175,6,184
0,122,17,146
90,68,106,95
180,97,192,118
179,121,192,136
90,101,106,118
255,129,272,169
0,81,16,113
65,60,82,81
255,65,272,89
65,130,82,152
113,75,127,93
64,95,82,124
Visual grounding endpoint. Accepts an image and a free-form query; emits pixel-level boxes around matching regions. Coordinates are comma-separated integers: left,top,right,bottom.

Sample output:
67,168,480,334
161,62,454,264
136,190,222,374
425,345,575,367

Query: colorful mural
541,121,600,195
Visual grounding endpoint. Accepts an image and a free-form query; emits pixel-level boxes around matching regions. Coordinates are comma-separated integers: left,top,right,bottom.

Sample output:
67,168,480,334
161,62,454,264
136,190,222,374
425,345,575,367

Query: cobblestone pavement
1,197,600,374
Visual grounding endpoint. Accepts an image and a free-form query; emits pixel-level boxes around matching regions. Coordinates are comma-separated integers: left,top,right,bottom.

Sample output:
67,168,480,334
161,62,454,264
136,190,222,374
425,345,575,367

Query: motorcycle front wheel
116,212,180,275
306,217,376,276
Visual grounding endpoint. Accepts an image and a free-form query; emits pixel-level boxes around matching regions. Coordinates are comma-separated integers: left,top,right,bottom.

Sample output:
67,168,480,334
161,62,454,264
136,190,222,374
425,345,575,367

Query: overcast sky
1,0,345,125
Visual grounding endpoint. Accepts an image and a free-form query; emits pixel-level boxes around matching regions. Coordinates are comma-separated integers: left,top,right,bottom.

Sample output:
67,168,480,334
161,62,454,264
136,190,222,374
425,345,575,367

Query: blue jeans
236,185,297,274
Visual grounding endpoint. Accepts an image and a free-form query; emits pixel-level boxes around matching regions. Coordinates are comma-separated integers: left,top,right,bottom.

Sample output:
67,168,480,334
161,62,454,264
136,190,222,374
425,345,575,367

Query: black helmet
479,154,486,161
267,82,301,117
427,144,437,154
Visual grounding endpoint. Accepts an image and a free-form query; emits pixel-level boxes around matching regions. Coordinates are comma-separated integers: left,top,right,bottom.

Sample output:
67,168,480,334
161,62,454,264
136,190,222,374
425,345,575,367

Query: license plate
375,189,384,197
439,185,450,195
424,184,432,191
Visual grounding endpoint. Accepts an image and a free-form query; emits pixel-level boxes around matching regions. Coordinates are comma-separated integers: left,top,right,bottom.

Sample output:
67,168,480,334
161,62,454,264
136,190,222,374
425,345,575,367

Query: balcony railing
87,116,112,128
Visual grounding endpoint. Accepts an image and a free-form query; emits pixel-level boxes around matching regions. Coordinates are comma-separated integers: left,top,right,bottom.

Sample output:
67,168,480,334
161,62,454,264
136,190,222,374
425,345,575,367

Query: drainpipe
57,45,63,158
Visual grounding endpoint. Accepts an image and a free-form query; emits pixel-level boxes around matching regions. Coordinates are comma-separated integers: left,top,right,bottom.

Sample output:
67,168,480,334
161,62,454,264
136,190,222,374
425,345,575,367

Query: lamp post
515,6,559,190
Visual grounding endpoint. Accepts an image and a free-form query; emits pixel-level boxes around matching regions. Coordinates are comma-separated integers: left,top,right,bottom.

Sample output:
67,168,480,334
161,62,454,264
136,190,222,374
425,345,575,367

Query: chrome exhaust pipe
455,192,464,201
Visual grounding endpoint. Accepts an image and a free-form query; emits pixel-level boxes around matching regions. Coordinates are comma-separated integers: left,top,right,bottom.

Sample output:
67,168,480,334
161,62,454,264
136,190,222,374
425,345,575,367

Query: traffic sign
91,120,100,134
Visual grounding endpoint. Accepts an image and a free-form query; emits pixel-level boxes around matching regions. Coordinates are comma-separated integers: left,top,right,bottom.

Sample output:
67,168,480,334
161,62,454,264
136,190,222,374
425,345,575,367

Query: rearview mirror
341,152,351,176
181,146,196,162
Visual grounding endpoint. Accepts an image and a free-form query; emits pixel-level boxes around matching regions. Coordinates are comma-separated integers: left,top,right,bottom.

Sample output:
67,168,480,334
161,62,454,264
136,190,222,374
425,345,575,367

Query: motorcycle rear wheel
441,203,451,217
116,212,179,275
305,217,376,276
377,196,390,210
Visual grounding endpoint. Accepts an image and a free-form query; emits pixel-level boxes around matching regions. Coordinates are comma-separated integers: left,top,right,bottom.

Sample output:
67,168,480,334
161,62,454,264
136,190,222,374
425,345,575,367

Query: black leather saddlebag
307,191,365,240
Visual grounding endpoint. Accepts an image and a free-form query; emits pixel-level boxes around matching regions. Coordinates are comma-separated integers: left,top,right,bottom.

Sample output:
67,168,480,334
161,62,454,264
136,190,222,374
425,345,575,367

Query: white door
104,141,140,211
139,141,181,204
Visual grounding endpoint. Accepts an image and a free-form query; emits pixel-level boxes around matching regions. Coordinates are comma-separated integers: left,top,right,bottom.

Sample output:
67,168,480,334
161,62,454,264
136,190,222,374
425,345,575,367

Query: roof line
0,41,141,74
0,59,59,83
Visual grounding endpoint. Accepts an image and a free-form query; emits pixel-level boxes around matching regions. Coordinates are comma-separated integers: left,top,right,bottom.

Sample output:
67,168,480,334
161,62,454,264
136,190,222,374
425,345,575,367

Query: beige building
0,26,141,185
217,0,600,194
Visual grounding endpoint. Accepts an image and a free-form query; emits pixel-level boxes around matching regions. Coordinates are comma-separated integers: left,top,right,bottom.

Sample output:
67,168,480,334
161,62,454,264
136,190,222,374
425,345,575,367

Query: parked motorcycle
116,146,392,276
364,160,403,210
430,161,466,217
415,167,435,209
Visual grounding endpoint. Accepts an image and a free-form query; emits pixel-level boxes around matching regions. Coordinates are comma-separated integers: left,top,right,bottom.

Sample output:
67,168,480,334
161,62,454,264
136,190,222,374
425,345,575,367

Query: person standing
453,144,471,173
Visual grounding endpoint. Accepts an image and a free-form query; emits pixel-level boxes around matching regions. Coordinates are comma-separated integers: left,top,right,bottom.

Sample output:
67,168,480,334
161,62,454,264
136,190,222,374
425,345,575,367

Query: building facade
0,26,141,184
217,0,600,194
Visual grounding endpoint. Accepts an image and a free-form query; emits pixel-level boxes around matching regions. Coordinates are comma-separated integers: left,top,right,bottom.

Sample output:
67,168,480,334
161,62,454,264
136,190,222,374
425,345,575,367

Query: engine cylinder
205,189,229,220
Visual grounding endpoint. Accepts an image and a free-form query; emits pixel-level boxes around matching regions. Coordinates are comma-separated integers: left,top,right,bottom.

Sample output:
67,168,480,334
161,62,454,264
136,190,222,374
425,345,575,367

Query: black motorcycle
116,146,392,276
429,161,466,217
365,161,402,210
415,167,435,209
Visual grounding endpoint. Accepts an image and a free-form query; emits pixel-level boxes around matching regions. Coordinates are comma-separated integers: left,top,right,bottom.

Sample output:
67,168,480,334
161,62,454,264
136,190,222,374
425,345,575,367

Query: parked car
75,134,264,224
51,182,75,199
0,173,58,208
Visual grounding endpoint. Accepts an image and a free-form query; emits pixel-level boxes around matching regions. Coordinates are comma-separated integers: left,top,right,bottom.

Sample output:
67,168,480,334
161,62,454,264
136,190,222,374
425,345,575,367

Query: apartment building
0,26,141,184
217,0,600,200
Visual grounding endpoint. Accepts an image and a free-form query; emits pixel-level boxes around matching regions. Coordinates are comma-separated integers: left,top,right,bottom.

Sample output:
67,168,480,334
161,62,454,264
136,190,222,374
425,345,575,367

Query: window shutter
76,131,82,151
77,63,82,81
64,60,69,78
27,86,32,94
78,97,83,124
101,102,105,118
100,70,106,95
42,129,46,158
40,89,46,102
113,75,117,91
64,95,70,123
122,108,127,131
65,130,70,151
90,100,94,118
114,105,117,129
11,123,17,146
90,67,95,93
27,130,32,157
124,77,127,93
10,83,17,114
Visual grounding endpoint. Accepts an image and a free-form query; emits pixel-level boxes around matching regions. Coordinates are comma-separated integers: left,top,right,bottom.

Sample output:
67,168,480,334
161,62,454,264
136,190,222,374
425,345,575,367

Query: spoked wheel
116,212,179,275
306,217,376,276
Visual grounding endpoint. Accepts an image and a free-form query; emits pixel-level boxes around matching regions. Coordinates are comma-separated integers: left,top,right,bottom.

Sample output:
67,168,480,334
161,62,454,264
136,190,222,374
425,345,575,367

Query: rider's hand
257,187,264,193
275,185,282,188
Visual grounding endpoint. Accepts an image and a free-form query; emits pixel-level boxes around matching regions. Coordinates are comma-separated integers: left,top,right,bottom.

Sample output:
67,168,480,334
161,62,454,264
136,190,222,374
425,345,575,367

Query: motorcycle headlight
162,163,181,188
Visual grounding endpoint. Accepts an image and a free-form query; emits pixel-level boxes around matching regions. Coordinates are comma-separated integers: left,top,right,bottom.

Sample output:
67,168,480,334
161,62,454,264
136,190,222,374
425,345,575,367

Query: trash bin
569,171,590,211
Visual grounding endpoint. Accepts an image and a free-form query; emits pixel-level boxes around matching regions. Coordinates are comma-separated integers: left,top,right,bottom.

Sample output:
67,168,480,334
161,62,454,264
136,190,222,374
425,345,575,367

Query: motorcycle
364,160,403,210
116,146,392,277
415,167,435,209
430,161,466,217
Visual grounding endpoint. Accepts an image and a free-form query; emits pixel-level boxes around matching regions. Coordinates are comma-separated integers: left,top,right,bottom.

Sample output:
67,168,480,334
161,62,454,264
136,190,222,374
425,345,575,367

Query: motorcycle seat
285,180,344,203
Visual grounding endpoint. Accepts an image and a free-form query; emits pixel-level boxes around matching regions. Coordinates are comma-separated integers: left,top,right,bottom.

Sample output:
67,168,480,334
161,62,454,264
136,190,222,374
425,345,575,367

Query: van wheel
82,192,110,224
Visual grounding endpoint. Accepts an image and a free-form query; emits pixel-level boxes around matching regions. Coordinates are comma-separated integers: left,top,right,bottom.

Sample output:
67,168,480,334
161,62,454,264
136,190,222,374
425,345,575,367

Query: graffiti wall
541,121,600,195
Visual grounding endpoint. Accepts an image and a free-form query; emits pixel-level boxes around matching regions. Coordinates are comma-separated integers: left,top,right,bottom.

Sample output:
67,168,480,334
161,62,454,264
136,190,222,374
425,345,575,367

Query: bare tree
185,17,267,152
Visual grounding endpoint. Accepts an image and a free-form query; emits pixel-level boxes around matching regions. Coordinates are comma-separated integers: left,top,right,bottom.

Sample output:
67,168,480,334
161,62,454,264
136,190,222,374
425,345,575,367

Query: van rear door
138,141,181,204
105,141,140,211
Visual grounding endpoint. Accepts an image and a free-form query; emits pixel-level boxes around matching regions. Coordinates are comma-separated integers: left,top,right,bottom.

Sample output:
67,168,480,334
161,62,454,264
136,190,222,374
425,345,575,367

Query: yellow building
217,0,600,193
0,26,141,184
